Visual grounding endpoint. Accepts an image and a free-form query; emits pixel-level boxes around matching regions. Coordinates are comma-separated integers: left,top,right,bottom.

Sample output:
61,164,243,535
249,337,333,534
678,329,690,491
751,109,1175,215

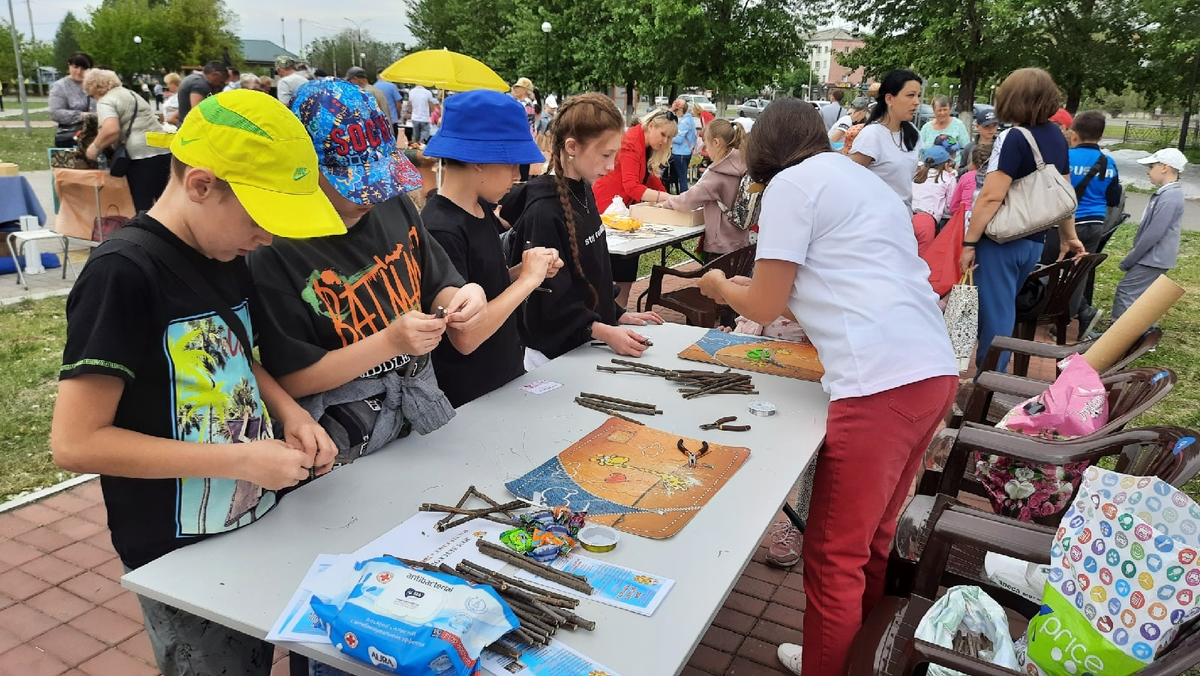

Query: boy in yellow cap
50,90,344,676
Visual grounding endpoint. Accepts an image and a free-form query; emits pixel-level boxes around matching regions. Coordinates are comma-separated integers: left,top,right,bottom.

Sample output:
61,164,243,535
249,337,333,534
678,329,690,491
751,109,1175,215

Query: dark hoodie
505,175,625,359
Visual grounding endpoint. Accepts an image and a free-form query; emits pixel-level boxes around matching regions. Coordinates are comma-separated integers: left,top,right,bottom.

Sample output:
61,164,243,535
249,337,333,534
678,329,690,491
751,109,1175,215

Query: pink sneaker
765,519,801,568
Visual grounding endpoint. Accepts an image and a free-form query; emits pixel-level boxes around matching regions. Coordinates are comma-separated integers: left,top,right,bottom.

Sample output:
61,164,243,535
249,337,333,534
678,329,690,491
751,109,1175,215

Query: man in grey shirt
275,59,311,108
821,88,845,132
177,61,228,123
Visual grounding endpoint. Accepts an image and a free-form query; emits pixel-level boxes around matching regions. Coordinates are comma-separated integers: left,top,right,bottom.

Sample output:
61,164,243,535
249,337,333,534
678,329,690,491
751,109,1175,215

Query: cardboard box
629,202,704,227
0,163,18,177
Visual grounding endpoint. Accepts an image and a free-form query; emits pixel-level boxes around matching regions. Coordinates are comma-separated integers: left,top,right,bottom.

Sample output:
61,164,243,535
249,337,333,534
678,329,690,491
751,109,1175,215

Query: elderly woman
960,67,1086,373
49,52,95,147
919,95,971,164
239,73,260,91
82,69,171,212
161,73,182,127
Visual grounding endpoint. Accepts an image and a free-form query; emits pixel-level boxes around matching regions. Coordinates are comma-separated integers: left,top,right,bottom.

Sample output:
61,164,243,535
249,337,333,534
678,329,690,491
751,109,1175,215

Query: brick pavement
0,267,1074,675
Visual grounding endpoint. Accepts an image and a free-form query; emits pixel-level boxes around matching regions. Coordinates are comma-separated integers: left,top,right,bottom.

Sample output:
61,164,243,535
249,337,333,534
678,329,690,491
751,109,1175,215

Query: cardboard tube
1083,276,1184,372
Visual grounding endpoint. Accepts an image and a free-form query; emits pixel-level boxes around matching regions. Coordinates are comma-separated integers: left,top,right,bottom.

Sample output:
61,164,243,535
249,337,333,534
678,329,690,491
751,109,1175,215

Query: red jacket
592,124,667,213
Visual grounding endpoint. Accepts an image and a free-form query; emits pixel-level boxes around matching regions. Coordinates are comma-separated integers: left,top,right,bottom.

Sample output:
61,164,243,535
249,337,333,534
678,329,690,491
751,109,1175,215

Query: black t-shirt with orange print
247,193,464,380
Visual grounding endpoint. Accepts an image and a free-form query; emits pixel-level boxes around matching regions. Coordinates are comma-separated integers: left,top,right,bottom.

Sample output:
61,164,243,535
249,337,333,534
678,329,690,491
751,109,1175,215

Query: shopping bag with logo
975,356,1108,521
913,585,1021,676
943,269,978,372
1021,466,1200,676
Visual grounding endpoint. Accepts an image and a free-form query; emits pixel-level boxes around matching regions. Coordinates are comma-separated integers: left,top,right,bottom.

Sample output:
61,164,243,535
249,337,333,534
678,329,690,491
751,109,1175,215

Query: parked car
736,98,771,118
680,93,717,115
915,104,934,128
654,96,668,107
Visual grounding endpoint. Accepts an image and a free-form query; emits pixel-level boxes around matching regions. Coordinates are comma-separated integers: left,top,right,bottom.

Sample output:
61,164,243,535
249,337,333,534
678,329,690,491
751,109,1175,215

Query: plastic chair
636,243,756,327
7,230,77,290
979,327,1162,379
850,504,1200,676
892,425,1198,612
1011,253,1107,375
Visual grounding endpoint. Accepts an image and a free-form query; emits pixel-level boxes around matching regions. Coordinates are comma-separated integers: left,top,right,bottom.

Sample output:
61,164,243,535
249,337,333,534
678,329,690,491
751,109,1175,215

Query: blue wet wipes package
310,557,518,675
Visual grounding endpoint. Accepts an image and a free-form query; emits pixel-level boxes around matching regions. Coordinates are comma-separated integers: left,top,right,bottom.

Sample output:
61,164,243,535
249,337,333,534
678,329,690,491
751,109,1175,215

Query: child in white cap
1110,148,1188,321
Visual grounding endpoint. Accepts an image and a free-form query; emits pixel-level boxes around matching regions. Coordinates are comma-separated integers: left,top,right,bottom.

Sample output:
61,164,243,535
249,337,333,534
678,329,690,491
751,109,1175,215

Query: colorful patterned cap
291,78,422,205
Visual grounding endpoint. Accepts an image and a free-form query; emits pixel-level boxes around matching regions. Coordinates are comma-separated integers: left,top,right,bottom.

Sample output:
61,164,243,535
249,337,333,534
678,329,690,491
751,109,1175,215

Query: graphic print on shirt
299,223,425,346
165,303,276,536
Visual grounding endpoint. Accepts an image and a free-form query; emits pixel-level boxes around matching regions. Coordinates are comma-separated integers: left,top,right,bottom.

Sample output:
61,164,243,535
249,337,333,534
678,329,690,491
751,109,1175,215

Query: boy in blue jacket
1113,147,1188,320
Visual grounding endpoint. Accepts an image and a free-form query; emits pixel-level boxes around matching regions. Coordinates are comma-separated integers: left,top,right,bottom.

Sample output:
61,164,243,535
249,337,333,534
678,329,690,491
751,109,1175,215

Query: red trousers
801,375,957,675
913,212,937,260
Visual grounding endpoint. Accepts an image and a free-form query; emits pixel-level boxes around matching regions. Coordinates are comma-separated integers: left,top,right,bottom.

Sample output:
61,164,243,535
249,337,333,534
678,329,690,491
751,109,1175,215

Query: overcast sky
20,0,417,54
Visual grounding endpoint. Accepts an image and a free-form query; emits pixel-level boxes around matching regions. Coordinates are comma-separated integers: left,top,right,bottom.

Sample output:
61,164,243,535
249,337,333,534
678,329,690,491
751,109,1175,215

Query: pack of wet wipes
310,557,518,675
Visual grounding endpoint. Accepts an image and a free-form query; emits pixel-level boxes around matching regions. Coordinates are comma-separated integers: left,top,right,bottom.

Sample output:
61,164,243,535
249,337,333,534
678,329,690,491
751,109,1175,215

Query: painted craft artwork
505,419,750,539
677,329,823,382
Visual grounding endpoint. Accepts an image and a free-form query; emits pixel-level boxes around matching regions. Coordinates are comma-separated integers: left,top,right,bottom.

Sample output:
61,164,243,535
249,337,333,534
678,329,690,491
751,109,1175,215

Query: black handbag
108,91,139,179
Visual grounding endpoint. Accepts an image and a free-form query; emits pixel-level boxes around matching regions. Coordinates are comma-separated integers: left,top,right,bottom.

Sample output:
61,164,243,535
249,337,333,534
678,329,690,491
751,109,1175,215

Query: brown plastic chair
851,505,1200,676
892,425,1199,613
635,243,756,327
980,327,1163,378
1011,253,1107,374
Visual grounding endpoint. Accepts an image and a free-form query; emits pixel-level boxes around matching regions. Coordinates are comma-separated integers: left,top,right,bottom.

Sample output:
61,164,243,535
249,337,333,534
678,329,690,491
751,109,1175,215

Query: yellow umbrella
379,49,508,92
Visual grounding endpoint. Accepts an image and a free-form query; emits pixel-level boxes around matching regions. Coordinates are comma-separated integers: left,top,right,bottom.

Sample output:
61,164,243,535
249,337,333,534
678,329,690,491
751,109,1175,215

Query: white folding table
123,323,828,675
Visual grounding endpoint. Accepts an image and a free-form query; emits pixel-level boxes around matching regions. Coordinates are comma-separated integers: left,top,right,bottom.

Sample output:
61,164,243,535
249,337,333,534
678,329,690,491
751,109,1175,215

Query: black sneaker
1078,307,1104,341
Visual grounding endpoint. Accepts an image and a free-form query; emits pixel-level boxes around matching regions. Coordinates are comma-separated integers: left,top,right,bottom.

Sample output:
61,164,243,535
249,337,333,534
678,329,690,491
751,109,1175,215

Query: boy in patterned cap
52,90,342,676
248,78,507,437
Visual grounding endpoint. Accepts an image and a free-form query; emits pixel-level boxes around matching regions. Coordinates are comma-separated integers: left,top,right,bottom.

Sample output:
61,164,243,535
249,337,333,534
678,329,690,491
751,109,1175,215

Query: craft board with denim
506,418,750,539
677,328,824,382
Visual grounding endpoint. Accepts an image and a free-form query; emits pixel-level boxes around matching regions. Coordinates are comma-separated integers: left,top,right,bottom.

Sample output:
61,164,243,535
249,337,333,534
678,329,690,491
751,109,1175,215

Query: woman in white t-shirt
698,98,958,676
849,70,924,208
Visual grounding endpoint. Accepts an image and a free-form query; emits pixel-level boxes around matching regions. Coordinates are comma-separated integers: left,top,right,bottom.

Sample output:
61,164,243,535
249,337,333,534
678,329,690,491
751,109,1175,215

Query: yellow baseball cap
147,90,345,238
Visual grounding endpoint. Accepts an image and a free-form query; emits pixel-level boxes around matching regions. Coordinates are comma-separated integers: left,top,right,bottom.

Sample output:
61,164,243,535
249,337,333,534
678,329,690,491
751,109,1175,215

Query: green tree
1134,0,1200,149
305,30,405,80
837,0,1029,113
78,0,241,77
53,12,83,69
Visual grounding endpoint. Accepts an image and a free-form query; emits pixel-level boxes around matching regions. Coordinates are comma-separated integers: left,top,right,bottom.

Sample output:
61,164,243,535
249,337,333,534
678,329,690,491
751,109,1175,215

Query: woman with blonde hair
662,119,749,260
592,107,678,307
161,72,182,126
81,69,170,211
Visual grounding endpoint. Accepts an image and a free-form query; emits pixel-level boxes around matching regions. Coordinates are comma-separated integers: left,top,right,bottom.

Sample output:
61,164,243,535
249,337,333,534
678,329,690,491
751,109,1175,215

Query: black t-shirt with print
60,215,279,570
247,193,465,380
422,194,524,407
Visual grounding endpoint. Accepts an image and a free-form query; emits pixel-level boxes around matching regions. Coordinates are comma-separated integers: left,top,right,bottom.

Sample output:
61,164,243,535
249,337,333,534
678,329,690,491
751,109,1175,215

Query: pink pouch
999,355,1109,440
975,356,1109,521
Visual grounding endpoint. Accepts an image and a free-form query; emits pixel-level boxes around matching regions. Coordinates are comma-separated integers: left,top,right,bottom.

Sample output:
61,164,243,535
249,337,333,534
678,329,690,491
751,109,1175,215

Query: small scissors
677,439,711,466
699,416,751,432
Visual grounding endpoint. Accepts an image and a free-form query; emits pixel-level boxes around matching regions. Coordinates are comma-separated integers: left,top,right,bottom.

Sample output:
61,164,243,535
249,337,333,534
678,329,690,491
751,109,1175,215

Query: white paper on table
521,380,563,395
481,636,623,676
351,511,513,572
513,552,674,616
266,554,345,643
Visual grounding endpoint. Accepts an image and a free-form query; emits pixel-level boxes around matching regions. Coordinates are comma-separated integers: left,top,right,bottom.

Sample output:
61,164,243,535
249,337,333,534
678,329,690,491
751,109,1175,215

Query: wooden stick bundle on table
597,359,759,398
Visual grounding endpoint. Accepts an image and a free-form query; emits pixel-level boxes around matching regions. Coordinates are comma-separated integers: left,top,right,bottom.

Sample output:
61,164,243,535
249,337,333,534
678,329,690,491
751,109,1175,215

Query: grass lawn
0,295,71,502
0,126,55,170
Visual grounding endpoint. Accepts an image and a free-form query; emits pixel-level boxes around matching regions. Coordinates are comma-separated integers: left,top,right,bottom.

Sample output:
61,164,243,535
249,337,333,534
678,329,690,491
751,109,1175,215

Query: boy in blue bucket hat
247,79,523,464
421,89,564,406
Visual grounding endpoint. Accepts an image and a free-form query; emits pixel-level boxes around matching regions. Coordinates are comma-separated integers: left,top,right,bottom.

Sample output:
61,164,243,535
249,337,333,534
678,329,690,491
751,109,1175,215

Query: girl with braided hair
506,93,663,369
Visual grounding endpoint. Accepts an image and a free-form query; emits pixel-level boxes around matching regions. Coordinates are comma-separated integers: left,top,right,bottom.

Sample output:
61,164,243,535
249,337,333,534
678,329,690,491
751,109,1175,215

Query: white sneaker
777,643,802,674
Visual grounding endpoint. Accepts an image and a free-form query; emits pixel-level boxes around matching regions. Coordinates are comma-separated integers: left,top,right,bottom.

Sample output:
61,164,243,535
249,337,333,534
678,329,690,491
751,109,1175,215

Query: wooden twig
476,540,594,595
578,392,661,413
574,398,646,426
486,641,523,660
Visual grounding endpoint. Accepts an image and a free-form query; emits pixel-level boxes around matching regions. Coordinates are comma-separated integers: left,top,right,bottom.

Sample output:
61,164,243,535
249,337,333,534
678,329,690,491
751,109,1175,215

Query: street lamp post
345,18,363,67
990,84,996,105
541,21,551,101
931,81,939,104
133,35,142,84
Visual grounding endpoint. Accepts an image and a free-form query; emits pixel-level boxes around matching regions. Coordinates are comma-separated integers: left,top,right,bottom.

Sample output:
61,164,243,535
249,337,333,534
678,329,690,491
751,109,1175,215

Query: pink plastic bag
974,356,1109,521
999,355,1108,440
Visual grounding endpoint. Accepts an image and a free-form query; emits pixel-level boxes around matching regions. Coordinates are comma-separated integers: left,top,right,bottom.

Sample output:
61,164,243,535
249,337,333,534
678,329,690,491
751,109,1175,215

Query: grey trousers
135,591,273,676
1112,263,1167,321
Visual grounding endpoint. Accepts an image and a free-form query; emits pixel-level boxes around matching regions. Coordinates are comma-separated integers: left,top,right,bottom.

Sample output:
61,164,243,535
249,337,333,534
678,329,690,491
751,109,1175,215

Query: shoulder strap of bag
110,228,253,367
1015,126,1046,171
121,90,139,144
1074,152,1108,200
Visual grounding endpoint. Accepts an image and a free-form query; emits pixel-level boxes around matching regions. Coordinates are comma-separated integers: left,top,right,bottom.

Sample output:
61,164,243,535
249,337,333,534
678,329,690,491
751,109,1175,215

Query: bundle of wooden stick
574,392,661,425
394,550,596,650
597,359,758,398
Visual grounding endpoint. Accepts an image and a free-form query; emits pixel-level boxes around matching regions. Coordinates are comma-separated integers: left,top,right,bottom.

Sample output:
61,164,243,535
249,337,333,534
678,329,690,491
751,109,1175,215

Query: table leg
288,651,309,676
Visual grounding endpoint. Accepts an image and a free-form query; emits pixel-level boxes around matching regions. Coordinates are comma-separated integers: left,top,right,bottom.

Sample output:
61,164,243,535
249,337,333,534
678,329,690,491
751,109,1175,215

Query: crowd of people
42,42,1190,676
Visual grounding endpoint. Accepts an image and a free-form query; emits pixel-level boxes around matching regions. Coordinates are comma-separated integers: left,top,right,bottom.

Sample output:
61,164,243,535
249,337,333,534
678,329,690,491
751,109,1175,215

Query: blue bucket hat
291,78,423,205
924,144,953,166
423,89,546,165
